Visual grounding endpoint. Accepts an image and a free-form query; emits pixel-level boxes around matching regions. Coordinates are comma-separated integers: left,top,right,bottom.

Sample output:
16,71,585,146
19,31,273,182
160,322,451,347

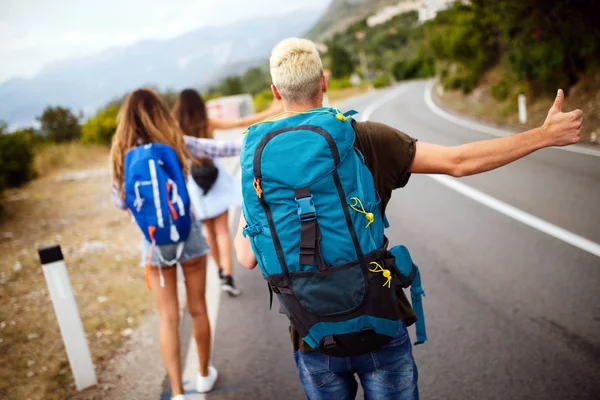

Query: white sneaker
171,395,187,400
196,365,218,393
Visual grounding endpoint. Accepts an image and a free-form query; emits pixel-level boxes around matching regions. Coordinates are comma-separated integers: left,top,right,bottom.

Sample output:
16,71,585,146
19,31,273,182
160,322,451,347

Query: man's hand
410,89,584,177
541,89,583,147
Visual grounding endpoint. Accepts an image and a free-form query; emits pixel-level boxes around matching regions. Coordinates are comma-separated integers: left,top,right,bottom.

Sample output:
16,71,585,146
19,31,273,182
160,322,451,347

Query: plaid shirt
111,137,243,210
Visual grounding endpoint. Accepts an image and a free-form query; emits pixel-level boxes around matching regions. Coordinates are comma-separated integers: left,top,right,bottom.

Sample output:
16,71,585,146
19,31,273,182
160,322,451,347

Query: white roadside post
518,94,527,124
38,245,97,391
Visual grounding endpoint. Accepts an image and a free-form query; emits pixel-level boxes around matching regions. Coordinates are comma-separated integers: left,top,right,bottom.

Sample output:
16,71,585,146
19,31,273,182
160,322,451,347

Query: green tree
81,103,120,145
328,43,354,78
221,76,244,96
37,106,81,143
242,67,271,96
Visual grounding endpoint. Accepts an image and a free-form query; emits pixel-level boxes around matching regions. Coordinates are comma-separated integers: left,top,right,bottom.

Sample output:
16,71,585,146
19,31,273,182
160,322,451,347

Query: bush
393,55,435,81
328,76,353,91
81,103,120,145
372,74,392,88
491,79,512,101
253,89,274,112
0,132,35,191
443,72,477,94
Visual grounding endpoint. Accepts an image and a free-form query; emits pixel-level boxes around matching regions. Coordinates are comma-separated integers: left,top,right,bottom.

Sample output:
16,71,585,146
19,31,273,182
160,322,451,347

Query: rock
27,360,35,367
13,262,22,272
55,234,63,242
102,384,115,391
27,333,39,340
96,331,103,338
27,371,35,378
121,328,134,337
97,296,108,303
0,321,5,329
126,317,134,325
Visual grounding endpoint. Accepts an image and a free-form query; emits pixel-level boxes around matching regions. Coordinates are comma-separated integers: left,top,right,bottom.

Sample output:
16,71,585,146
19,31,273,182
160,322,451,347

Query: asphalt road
204,80,600,400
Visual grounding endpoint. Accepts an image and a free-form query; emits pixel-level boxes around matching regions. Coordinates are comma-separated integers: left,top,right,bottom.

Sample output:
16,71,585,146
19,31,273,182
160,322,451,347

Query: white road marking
363,81,600,259
429,175,600,258
423,80,600,157
360,84,413,122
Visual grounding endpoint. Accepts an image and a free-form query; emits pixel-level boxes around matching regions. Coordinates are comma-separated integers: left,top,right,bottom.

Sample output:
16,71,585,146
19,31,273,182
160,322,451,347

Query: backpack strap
294,188,326,271
409,265,427,345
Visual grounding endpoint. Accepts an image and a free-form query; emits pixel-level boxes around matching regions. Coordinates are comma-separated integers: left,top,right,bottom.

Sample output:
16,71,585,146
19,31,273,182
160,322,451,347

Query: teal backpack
241,108,426,356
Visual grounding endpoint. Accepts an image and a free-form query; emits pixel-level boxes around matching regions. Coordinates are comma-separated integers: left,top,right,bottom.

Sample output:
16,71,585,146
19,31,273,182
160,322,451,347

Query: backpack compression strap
294,188,326,271
410,266,427,345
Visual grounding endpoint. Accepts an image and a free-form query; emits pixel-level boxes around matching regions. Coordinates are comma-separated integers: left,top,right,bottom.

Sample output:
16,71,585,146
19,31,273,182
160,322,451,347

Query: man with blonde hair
235,37,582,399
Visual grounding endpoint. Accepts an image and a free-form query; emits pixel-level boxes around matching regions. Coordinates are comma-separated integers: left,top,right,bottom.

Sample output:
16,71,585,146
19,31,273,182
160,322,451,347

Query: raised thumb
549,89,564,115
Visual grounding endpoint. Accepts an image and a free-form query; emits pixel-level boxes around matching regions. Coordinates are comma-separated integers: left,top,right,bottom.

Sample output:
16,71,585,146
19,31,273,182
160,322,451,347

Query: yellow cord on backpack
242,107,348,134
370,262,392,288
349,197,374,228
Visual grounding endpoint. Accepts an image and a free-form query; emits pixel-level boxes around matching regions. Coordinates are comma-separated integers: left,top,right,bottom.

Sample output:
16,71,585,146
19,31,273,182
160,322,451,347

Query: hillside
0,9,321,127
306,0,401,41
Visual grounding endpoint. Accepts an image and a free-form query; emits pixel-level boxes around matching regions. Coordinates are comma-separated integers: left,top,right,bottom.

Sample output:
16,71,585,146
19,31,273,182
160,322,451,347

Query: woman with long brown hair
173,89,281,296
110,88,246,399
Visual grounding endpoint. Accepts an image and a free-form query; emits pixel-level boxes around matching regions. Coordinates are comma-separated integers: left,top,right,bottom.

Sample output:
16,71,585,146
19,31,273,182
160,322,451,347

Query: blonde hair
110,88,191,195
270,37,323,104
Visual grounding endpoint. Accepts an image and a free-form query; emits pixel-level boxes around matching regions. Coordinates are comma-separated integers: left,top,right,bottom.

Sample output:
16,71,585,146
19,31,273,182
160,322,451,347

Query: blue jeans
294,324,418,399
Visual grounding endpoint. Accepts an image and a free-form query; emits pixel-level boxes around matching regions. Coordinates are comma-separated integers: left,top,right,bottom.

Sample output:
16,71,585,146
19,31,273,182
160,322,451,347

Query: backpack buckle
295,196,316,221
323,335,336,349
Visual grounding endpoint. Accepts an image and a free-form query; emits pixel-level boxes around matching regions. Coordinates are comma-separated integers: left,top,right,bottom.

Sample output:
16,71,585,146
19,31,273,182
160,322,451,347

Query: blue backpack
241,107,426,356
124,143,192,287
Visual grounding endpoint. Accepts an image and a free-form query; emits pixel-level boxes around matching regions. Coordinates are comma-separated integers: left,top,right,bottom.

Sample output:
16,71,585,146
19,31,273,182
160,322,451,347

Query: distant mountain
0,10,322,126
306,0,401,41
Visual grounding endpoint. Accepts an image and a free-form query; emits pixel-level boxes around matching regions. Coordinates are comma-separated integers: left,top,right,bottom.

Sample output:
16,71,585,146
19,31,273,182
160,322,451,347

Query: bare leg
204,217,221,273
182,256,211,377
149,267,184,395
213,210,233,277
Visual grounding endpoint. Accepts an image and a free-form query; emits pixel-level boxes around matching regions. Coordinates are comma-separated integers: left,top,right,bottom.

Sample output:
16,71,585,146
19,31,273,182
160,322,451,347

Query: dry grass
435,68,600,145
34,143,109,179
328,86,371,105
0,145,152,399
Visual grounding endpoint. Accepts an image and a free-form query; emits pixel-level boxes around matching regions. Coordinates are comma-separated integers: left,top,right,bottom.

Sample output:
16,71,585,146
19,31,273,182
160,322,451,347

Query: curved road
201,80,600,400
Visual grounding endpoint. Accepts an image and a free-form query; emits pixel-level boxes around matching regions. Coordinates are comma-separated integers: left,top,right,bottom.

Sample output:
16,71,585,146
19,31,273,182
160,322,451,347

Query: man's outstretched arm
410,89,583,177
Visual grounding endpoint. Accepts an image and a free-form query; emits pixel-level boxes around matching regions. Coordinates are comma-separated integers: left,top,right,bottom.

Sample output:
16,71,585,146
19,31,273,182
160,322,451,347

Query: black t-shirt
291,120,418,352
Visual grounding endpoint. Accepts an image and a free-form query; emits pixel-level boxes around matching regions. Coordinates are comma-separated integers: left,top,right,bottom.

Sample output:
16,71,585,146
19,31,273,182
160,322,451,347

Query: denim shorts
140,220,210,267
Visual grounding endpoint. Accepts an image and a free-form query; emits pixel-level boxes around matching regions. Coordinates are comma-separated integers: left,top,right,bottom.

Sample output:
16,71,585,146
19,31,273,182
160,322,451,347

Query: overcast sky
0,0,329,83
